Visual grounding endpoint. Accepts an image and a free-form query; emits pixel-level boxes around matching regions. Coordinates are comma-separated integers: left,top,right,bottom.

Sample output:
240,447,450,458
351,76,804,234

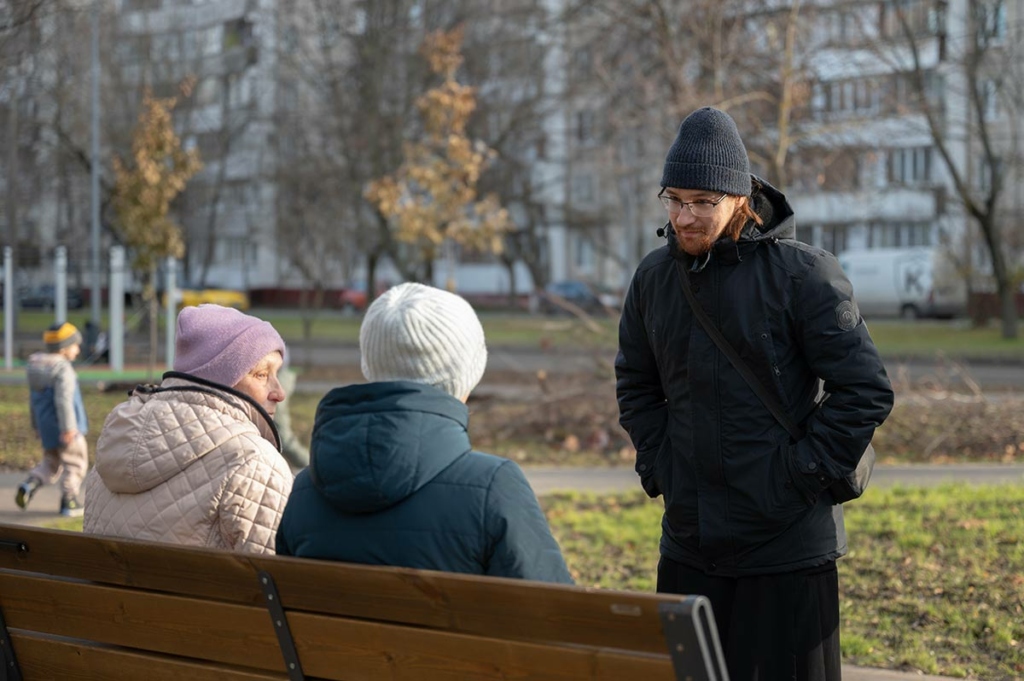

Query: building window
816,77,879,117
576,110,596,144
122,0,161,10
820,224,850,255
980,79,1000,120
880,0,947,39
570,173,596,205
200,26,221,56
791,149,861,191
869,222,932,247
222,237,249,264
195,77,219,107
977,158,1004,194
228,75,252,108
279,80,299,111
223,19,253,50
574,234,594,270
889,147,932,185
975,0,1006,43
573,47,592,78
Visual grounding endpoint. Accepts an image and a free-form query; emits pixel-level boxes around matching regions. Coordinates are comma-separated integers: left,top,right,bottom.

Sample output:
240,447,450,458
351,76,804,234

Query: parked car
338,282,369,313
18,285,85,310
540,280,618,315
337,281,391,313
163,286,250,311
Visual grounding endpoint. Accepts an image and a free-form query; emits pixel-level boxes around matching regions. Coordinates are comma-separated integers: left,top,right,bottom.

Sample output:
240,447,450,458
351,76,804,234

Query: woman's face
233,351,286,417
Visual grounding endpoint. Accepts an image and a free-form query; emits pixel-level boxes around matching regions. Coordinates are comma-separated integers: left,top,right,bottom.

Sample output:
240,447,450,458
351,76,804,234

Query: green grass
237,314,1024,359
4,309,619,350
543,485,1024,680
41,517,84,532
257,312,618,349
262,313,1024,358
866,319,1024,360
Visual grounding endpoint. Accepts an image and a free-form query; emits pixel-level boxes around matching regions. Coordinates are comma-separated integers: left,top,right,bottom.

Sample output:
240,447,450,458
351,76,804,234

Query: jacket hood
309,381,472,514
94,375,280,494
748,176,796,240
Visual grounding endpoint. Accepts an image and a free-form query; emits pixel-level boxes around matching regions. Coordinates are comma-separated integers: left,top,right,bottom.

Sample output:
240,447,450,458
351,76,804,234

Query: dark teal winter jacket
276,381,573,584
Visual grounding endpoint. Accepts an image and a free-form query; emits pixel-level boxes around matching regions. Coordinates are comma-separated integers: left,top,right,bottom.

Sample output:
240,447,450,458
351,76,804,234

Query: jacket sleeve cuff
635,445,662,498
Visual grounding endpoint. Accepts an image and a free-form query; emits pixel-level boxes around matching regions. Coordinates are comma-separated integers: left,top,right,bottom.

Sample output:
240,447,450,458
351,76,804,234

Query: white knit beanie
360,283,487,400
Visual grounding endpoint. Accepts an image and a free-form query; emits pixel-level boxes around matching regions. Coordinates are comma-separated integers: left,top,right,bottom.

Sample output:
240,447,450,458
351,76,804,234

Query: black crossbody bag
674,259,874,503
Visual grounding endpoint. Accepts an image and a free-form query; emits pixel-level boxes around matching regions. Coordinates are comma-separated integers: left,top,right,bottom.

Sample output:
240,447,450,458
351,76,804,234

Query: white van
837,247,967,319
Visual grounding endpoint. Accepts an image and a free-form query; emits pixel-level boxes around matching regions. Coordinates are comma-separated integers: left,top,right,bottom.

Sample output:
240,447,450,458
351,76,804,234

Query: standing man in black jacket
615,107,894,681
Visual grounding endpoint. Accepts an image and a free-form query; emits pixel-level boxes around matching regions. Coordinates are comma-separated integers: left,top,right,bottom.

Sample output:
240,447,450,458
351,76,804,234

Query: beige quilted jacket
83,377,294,554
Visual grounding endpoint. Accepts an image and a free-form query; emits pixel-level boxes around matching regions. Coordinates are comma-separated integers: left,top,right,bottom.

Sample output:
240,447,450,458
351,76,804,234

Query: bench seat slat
0,525,674,654
9,631,285,681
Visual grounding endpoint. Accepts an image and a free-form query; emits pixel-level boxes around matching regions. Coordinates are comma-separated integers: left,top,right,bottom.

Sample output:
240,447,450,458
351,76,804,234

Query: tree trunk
997,278,1018,339
295,284,321,372
366,251,379,305
981,216,1018,339
505,257,517,308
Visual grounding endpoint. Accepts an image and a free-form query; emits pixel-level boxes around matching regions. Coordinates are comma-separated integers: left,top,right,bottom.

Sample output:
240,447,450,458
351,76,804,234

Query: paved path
3,464,1013,681
6,464,1021,526
522,463,1024,496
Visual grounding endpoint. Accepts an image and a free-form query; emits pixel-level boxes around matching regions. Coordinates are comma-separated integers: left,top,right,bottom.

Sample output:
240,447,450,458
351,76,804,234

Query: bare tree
465,0,561,298
877,0,1022,337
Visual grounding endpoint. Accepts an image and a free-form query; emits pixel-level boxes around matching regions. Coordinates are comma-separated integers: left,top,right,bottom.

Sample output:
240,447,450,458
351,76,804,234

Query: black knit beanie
661,107,751,197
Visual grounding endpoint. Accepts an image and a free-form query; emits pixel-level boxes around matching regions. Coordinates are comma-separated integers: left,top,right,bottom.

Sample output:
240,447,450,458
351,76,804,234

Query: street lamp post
89,0,101,326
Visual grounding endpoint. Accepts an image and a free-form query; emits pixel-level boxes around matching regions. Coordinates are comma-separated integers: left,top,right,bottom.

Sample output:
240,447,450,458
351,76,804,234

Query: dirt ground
456,370,1024,465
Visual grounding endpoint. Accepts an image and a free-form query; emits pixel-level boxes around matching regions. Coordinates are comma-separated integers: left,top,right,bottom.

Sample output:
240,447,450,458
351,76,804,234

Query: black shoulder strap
674,259,804,441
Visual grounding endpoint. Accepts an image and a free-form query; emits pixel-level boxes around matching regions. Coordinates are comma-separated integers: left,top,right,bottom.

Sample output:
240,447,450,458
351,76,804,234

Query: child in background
17,322,89,517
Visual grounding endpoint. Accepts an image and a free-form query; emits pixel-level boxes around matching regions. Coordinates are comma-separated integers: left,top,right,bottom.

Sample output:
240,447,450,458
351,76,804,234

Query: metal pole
4,247,12,370
89,0,101,326
55,246,67,324
165,257,176,369
109,246,124,372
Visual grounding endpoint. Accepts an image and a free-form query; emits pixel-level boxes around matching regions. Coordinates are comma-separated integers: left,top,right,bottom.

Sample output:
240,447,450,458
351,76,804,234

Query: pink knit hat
173,305,285,388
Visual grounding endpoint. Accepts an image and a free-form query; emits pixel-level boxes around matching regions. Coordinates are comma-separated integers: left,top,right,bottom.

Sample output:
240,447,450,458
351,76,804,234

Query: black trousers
658,556,841,681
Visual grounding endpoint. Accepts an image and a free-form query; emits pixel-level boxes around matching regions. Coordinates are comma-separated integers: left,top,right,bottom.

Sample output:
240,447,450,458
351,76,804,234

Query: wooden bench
0,523,728,681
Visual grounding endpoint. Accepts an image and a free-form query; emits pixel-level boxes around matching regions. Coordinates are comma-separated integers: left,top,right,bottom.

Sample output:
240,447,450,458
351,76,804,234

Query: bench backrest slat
1,572,282,671
0,570,677,681
288,612,675,681
9,632,284,681
0,525,675,655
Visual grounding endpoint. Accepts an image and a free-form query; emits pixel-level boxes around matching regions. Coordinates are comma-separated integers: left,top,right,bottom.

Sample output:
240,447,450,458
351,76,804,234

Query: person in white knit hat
276,283,573,583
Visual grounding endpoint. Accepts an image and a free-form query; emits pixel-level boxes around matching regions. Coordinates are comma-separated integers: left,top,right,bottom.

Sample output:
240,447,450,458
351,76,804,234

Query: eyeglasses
658,191,728,218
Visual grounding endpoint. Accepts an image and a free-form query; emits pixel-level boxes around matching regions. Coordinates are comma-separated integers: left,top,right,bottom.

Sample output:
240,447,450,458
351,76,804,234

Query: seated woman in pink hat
84,304,293,554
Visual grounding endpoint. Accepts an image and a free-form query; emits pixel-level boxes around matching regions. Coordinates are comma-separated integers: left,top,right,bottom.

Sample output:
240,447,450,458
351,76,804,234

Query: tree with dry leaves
365,27,510,287
112,87,202,374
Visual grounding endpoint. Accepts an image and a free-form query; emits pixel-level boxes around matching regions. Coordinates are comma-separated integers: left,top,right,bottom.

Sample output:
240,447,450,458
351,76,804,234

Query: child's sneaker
15,477,42,510
59,494,84,518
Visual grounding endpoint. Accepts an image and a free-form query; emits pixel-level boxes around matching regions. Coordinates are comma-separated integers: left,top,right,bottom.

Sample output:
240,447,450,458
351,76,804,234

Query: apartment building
780,0,1016,271
113,0,285,290
13,1,1014,302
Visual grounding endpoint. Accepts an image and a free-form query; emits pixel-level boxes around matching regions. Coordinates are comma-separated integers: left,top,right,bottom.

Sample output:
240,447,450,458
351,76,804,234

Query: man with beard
615,107,893,681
